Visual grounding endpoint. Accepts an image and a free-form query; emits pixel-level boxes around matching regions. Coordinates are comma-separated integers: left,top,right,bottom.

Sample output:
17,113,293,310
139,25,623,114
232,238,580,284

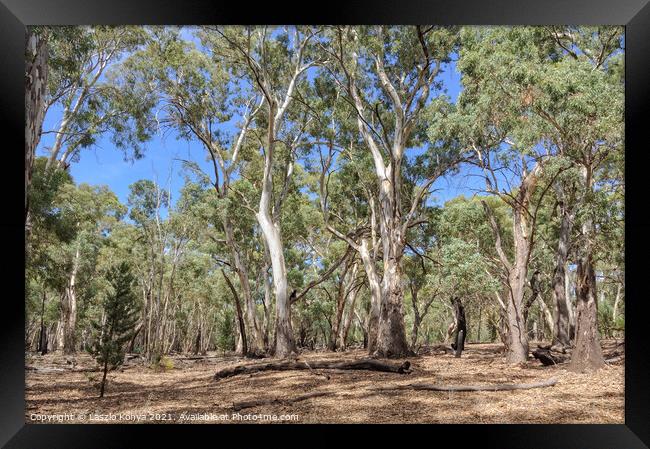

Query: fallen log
25,366,65,373
370,377,558,393
417,344,452,355
536,343,569,354
605,354,625,364
214,359,411,380
26,365,100,373
532,348,567,366
232,391,334,411
302,360,331,380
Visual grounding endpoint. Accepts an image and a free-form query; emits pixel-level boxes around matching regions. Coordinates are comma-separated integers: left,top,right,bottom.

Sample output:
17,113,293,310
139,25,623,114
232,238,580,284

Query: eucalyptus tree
43,182,125,354
537,26,623,370
40,26,154,172
337,264,364,349
325,255,362,350
126,179,171,360
205,26,324,357
26,162,124,355
592,177,624,335
434,27,575,363
119,27,268,354
456,26,622,368
320,25,460,357
124,179,202,359
440,196,528,346
167,184,230,354
25,157,75,352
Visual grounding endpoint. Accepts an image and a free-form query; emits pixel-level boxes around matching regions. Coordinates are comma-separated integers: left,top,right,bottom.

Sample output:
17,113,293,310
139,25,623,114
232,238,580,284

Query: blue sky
37,31,486,217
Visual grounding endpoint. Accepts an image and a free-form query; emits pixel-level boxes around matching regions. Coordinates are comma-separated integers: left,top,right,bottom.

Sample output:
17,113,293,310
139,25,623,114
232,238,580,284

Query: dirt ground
25,340,624,424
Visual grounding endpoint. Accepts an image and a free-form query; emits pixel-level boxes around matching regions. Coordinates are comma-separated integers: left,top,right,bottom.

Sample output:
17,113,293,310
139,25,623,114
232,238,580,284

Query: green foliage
216,308,236,352
150,355,175,371
44,26,155,163
26,25,625,356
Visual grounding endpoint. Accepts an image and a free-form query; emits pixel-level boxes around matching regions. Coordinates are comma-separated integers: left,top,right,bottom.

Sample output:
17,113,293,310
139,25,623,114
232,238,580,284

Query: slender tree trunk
329,261,355,350
222,270,247,356
99,358,108,398
234,327,244,353
552,200,574,347
128,322,142,353
55,317,64,352
411,313,421,352
612,282,622,323
339,277,360,349
223,216,262,353
356,240,381,353
409,282,422,351
62,244,81,354
477,305,482,343
38,290,48,355
565,264,576,339
451,298,467,357
538,296,555,338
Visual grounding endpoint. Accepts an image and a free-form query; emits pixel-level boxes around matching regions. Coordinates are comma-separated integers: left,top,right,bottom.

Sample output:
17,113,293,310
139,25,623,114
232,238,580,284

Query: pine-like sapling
89,262,140,398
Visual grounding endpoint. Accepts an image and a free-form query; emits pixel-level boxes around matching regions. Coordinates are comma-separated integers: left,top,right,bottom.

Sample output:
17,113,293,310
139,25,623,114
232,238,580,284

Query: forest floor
25,340,624,424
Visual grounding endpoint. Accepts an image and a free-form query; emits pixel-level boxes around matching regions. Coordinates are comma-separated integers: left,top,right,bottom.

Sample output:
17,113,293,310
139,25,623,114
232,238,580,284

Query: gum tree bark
62,243,81,354
257,137,294,357
25,28,48,238
569,166,605,371
551,185,576,348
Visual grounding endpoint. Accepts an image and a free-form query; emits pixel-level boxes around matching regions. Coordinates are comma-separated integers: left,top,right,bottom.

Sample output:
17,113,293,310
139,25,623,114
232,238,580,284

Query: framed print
1,0,649,447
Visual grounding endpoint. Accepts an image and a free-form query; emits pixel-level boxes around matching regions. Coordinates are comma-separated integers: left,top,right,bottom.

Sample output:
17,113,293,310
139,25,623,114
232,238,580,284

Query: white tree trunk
62,244,81,354
257,102,294,358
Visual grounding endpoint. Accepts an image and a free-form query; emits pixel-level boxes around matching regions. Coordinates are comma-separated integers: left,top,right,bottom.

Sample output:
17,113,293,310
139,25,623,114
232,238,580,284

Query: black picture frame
1,1,648,446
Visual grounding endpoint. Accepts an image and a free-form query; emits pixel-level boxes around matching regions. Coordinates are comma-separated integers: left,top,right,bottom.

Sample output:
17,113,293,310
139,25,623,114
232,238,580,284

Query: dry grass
25,340,624,424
